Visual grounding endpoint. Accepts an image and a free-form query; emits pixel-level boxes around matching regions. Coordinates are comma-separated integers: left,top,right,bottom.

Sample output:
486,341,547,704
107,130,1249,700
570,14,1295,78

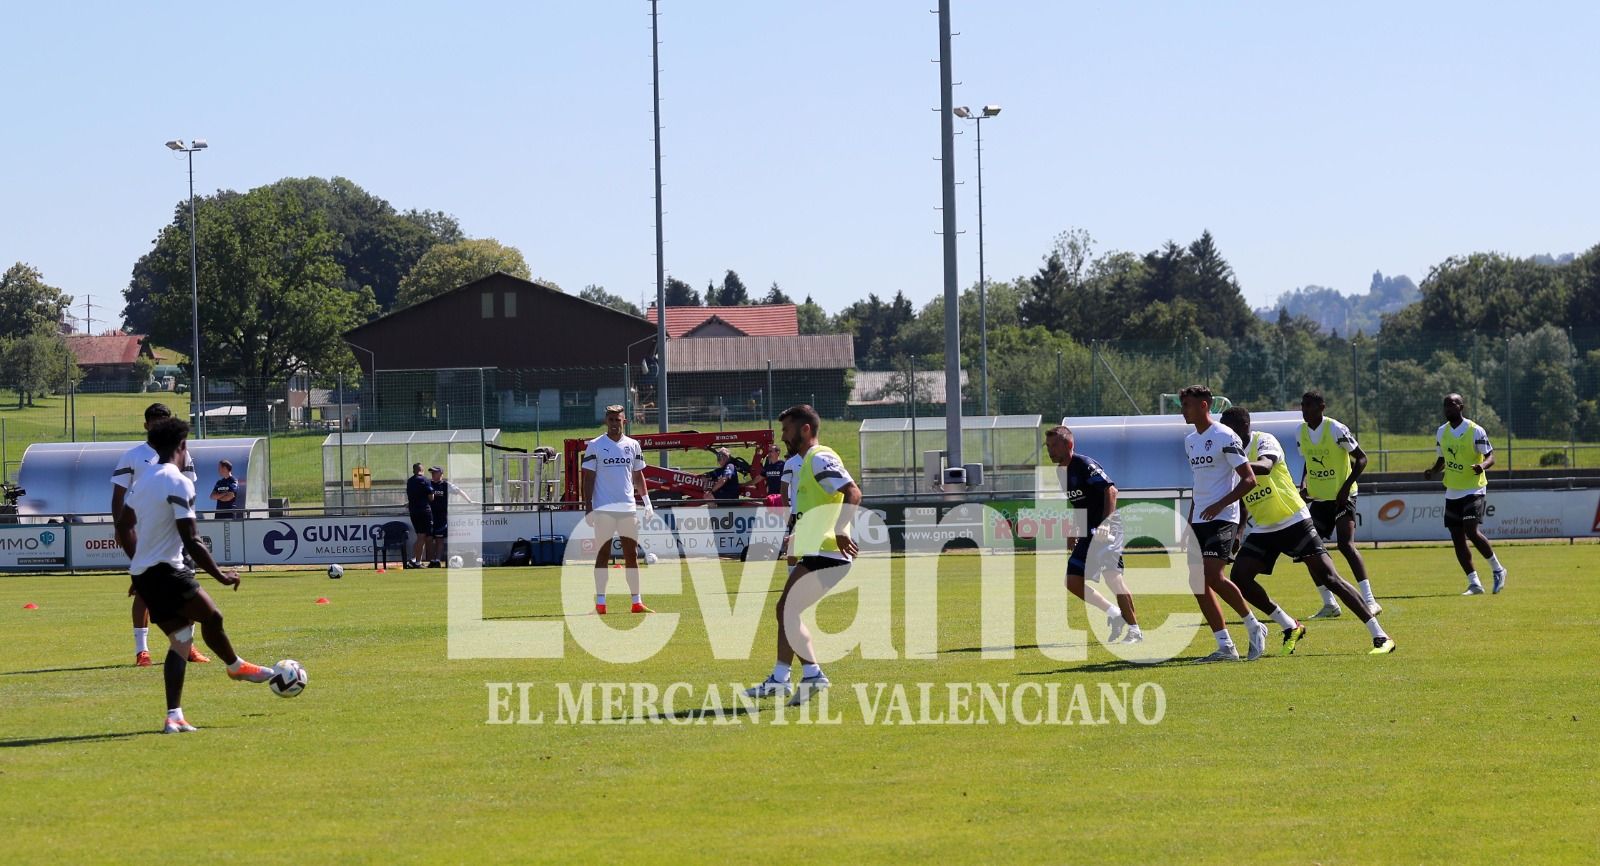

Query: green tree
1505,325,1578,438
579,284,643,317
138,185,375,425
709,270,750,306
125,178,462,330
763,282,793,305
394,238,531,308
0,262,72,341
796,295,830,334
1,332,76,407
664,277,700,306
1020,229,1092,333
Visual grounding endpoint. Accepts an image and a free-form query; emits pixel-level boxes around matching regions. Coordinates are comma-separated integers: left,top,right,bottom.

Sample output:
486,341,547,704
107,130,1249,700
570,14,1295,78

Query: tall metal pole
936,0,962,471
187,148,203,439
975,115,988,417
651,0,669,444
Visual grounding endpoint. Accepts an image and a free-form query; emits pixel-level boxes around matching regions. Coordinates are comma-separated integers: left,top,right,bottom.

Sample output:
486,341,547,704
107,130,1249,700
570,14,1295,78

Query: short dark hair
147,417,190,462
1045,425,1074,441
218,459,232,470
1179,385,1212,403
144,402,173,423
1220,406,1251,429
412,462,423,473
778,404,821,437
1302,389,1325,406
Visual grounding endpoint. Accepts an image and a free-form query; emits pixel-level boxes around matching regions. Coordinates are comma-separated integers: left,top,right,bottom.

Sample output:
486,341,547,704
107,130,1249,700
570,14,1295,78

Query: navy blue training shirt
1058,453,1115,531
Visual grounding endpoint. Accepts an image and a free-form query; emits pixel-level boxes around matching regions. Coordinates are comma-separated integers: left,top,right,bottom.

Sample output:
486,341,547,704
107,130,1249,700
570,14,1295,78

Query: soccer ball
448,555,464,568
269,660,307,698
644,551,659,565
327,564,344,579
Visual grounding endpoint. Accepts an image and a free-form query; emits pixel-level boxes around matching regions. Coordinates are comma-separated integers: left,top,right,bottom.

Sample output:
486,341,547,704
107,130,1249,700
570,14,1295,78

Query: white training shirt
1436,419,1493,499
1246,431,1313,535
798,447,857,562
581,434,646,512
781,454,804,516
1185,421,1249,525
125,463,197,576
111,441,196,492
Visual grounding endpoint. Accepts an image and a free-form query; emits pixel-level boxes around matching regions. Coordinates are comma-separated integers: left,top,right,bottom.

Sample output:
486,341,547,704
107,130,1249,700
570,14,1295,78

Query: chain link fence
6,327,1599,514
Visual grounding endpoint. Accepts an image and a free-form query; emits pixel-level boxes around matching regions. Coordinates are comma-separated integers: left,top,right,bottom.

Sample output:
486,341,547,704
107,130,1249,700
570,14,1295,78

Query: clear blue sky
3,1,1597,329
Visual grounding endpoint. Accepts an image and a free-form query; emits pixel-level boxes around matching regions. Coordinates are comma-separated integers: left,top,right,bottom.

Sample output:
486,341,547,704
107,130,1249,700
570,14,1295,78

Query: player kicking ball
1045,426,1141,644
1423,393,1508,595
110,402,209,667
114,418,278,733
581,405,654,614
1220,408,1396,655
745,404,861,706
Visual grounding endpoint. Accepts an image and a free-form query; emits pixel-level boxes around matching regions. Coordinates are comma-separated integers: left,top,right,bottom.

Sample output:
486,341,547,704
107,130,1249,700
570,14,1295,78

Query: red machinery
561,429,778,507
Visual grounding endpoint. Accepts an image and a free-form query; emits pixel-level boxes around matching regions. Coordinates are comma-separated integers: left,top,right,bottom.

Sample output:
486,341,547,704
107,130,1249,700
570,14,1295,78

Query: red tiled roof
645,304,799,338
65,334,155,367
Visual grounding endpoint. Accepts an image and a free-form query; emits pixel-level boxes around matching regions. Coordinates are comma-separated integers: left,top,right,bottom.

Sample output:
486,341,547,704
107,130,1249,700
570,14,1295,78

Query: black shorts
431,519,448,537
799,555,851,574
1444,494,1487,528
410,511,433,536
1068,536,1124,581
1238,520,1326,575
130,563,203,625
1308,497,1357,540
1191,521,1238,562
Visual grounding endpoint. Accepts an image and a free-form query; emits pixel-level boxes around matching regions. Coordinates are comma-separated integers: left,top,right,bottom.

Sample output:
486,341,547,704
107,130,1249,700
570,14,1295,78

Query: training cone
376,568,386,574
23,602,39,610
315,597,330,605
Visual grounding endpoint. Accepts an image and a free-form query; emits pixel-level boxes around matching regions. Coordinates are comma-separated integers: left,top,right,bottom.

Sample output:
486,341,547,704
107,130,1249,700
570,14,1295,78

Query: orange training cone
315,597,330,605
22,603,38,610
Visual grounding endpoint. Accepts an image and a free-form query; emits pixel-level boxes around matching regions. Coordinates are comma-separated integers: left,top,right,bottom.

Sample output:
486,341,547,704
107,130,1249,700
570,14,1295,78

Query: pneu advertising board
1357,489,1600,542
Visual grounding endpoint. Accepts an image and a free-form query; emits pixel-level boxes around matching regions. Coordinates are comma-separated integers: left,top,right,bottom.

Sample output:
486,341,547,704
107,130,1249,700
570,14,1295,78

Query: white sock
1214,629,1235,650
1365,618,1388,640
596,594,606,606
1466,571,1481,586
631,594,642,605
1242,612,1262,630
1359,580,1377,606
1269,607,1298,631
134,627,149,654
1319,586,1339,607
167,707,183,721
800,662,823,679
771,662,791,682
1489,555,1504,573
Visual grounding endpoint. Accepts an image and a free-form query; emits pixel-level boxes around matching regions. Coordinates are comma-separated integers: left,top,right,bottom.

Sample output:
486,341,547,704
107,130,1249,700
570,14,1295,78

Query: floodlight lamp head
982,105,1002,117
192,139,208,149
953,106,971,118
165,140,184,151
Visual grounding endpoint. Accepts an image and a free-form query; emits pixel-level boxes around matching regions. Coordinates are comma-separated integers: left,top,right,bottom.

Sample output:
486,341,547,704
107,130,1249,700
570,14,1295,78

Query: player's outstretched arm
177,517,240,589
113,500,138,558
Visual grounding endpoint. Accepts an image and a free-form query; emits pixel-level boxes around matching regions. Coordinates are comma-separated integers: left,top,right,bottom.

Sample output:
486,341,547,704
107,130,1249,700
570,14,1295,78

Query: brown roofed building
65,333,159,384
647,304,798,339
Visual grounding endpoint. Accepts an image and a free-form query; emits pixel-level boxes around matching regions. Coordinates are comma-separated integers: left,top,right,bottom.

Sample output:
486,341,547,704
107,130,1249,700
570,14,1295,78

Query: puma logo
1310,455,1327,468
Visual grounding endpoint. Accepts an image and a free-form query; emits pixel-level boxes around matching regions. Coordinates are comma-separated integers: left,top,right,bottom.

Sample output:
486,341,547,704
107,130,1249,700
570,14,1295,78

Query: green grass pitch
3,544,1598,864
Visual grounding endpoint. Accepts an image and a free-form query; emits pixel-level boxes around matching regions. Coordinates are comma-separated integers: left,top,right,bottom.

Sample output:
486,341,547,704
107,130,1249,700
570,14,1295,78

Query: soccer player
115,418,278,733
1221,408,1396,655
209,459,241,519
580,404,654,614
1044,426,1142,644
1297,390,1381,618
1179,385,1271,663
427,466,476,565
746,404,861,705
404,463,433,568
111,402,208,667
1423,393,1508,594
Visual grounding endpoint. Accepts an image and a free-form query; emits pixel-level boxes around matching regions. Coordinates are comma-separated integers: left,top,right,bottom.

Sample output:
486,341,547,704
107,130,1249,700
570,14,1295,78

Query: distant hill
1256,271,1419,336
